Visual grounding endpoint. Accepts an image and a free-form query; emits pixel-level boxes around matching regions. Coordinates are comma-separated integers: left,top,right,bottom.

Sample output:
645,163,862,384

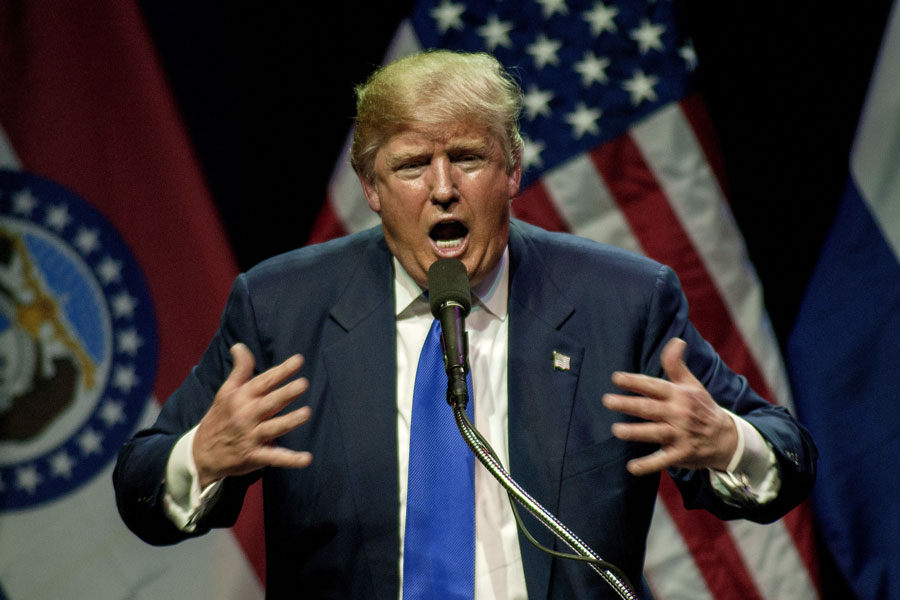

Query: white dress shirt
394,249,528,599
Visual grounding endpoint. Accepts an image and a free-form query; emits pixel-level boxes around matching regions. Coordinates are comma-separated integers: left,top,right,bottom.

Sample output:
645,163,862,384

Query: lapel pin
552,350,571,371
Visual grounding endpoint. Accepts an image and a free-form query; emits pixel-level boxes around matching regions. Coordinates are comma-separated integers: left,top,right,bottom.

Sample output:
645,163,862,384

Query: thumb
660,337,695,384
221,343,255,393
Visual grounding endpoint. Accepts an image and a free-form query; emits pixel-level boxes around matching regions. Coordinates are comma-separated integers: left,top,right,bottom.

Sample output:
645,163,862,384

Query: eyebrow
446,139,491,154
385,139,492,167
385,149,430,168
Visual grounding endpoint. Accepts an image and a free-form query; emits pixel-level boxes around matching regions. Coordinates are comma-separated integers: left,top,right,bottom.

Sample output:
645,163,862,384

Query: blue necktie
403,318,475,599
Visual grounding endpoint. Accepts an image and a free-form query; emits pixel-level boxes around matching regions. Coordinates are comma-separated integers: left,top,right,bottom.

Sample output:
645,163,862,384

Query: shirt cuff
163,425,224,532
709,411,781,506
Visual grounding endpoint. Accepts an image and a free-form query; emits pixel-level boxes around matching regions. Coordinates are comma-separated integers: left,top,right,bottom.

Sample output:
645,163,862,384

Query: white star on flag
112,364,138,393
100,399,126,427
50,451,75,479
12,188,38,216
526,34,562,70
521,135,546,170
536,0,569,19
45,203,72,232
680,42,698,71
573,51,611,87
630,18,665,54
96,255,123,284
623,69,659,105
565,102,602,139
77,428,103,456
477,15,513,51
430,0,464,34
117,327,144,355
16,465,42,494
74,227,101,254
111,291,138,318
522,85,554,120
583,1,618,37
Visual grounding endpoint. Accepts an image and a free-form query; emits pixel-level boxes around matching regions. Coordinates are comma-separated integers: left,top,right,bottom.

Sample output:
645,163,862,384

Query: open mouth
430,221,468,249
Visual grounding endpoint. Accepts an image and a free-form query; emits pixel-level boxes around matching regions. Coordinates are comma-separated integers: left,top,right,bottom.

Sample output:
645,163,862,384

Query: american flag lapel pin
552,350,571,371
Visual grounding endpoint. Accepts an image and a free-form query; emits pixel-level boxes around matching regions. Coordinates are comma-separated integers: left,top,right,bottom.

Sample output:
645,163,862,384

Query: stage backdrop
2,0,896,598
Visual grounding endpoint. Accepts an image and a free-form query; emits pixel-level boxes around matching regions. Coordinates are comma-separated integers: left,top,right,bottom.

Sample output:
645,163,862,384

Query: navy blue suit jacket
114,220,816,599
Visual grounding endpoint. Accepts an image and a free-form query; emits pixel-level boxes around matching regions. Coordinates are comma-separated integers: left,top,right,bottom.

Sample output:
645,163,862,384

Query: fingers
605,338,727,476
247,352,305,397
220,343,257,395
625,449,681,476
611,421,675,445
610,371,670,399
610,338,694,398
198,346,313,482
603,392,667,422
660,337,697,385
252,446,314,470
256,376,310,420
255,405,312,441
223,345,307,419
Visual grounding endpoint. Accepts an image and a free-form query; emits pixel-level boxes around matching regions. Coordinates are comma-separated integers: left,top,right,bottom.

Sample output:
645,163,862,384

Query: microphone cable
450,403,640,600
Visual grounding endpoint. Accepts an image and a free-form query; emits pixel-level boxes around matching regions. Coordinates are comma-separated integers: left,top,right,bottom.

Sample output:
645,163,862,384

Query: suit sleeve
644,265,817,523
112,274,264,545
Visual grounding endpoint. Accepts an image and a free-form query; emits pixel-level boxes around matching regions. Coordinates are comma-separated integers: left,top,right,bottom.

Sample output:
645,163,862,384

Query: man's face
360,122,521,289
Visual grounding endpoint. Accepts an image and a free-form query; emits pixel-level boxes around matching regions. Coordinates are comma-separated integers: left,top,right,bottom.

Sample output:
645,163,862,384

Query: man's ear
359,174,381,213
507,158,522,199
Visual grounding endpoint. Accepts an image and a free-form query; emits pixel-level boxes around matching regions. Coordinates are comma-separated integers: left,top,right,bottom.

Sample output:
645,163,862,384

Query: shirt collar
393,248,509,320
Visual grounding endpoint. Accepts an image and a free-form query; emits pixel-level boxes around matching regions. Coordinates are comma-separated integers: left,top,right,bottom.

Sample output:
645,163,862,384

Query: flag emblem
0,170,158,510
552,350,571,371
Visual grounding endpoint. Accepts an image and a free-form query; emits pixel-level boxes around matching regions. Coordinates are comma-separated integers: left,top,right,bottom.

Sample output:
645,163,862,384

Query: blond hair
351,50,524,181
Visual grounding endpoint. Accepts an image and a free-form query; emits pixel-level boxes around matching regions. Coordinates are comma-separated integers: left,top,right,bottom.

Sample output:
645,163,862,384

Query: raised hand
193,343,313,487
602,338,738,476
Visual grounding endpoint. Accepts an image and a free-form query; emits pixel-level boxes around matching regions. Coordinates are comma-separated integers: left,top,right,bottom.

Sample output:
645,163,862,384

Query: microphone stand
449,401,640,600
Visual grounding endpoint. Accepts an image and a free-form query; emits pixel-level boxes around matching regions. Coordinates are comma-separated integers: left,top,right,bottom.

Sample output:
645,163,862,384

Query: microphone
426,264,638,600
427,258,471,409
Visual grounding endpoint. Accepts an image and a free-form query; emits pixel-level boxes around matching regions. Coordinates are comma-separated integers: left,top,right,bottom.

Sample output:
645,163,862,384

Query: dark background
136,3,894,597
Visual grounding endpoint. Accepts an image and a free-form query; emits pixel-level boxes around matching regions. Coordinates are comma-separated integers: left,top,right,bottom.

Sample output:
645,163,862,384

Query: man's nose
429,157,456,206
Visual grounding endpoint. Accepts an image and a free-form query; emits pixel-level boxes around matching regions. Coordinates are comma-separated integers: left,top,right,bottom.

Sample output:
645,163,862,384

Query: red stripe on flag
307,194,350,245
591,133,769,597
679,95,731,200
589,134,774,402
681,98,822,593
782,502,823,594
233,481,267,583
658,476,764,600
511,179,570,233
594,130,822,597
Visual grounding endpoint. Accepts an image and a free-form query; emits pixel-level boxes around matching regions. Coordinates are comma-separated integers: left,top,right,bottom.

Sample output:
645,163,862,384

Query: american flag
310,0,820,598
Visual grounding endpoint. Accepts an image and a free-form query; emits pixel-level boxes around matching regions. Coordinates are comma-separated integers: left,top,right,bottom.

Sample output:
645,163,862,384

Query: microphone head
428,258,472,318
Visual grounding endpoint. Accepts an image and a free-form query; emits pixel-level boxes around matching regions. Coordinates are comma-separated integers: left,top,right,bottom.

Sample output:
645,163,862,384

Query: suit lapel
322,232,400,600
317,223,583,598
507,222,584,599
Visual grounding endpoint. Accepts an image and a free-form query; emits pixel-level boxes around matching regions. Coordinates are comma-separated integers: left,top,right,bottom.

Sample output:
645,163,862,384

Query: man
113,50,816,599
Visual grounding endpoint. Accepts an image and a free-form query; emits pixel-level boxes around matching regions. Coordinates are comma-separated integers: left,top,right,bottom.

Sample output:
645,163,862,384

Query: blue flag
787,2,900,598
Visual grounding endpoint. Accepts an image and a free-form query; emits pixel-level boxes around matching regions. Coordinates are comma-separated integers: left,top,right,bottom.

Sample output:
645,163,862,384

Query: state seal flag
0,2,263,598
311,1,821,598
787,1,900,598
